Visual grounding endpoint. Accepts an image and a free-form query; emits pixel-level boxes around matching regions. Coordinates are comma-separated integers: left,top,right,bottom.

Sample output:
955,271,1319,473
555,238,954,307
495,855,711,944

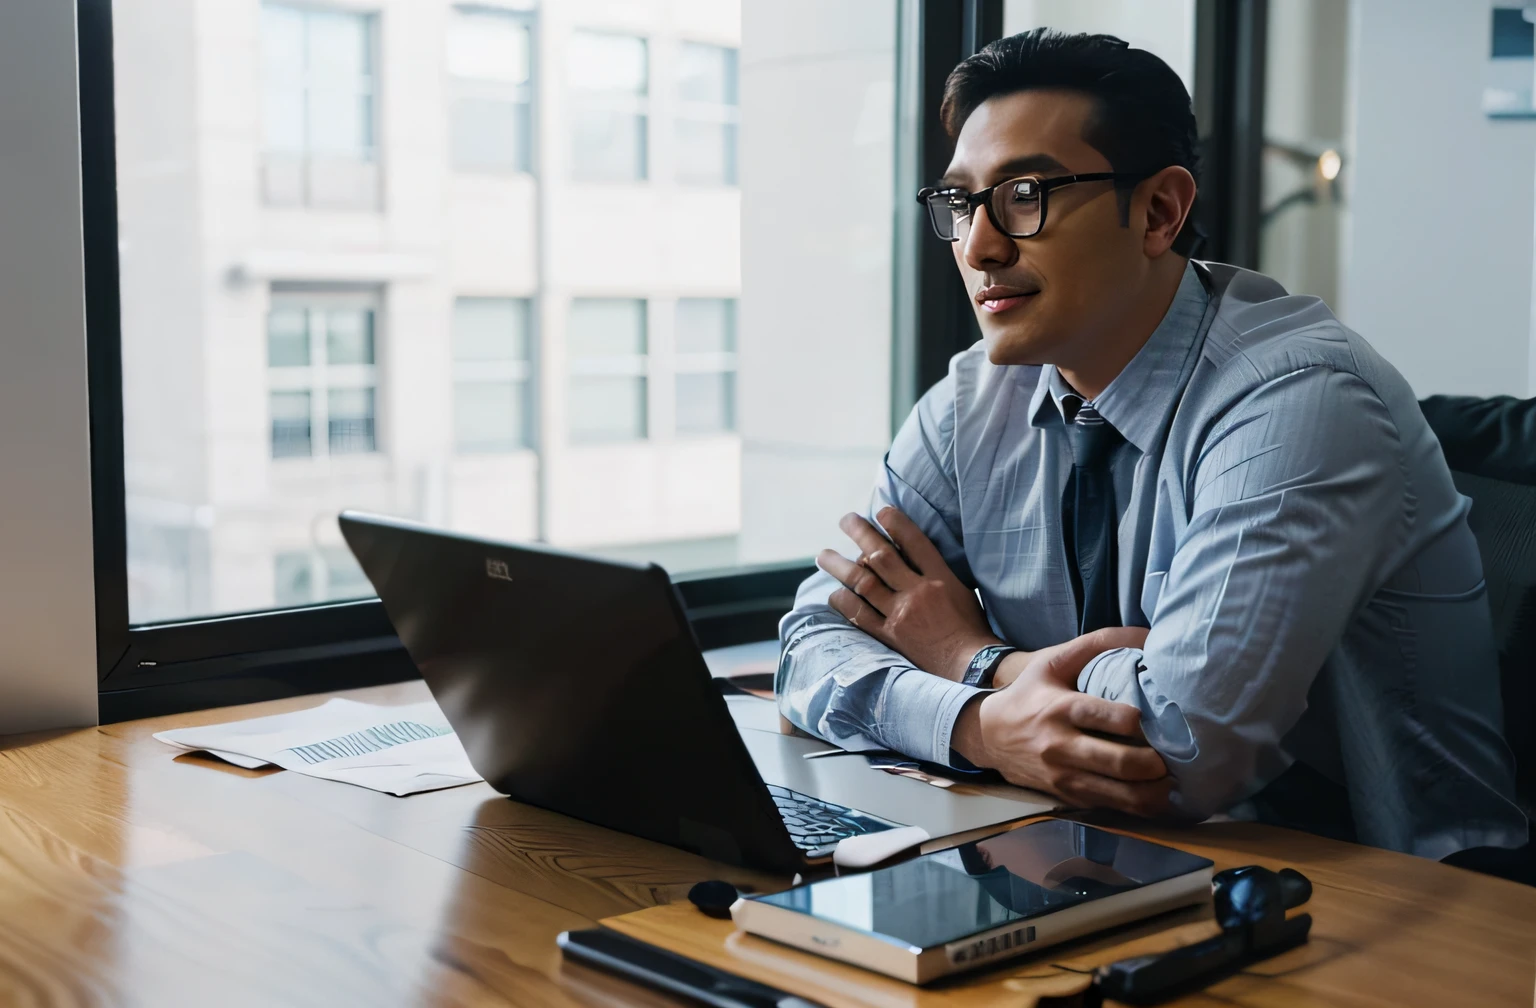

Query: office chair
1420,395,1536,822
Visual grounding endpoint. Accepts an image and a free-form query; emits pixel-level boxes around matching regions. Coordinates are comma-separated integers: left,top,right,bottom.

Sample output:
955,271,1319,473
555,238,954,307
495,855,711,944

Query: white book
732,818,1214,985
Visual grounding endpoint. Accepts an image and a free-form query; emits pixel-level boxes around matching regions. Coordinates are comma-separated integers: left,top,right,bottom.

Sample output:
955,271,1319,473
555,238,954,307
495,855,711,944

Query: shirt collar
1028,261,1211,454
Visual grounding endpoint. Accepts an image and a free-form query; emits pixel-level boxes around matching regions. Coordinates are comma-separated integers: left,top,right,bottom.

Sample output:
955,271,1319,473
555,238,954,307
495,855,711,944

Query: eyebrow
935,153,1070,190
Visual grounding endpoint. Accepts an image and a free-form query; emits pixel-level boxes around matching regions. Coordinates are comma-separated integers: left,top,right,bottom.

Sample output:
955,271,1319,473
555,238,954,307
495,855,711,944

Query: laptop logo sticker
486,558,513,582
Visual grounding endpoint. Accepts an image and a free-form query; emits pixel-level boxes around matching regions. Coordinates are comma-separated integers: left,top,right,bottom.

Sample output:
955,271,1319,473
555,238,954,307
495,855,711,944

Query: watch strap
962,644,1020,688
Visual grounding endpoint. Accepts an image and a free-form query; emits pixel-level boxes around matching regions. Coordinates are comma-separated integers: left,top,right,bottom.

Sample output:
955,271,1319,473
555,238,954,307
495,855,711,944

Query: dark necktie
1060,395,1124,634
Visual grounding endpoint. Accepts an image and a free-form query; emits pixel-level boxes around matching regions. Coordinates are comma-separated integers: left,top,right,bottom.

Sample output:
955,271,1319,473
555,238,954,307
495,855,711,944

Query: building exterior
116,0,754,621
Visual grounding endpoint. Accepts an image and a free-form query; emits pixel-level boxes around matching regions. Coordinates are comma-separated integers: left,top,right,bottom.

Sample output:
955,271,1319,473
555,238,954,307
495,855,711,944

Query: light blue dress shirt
777,261,1527,859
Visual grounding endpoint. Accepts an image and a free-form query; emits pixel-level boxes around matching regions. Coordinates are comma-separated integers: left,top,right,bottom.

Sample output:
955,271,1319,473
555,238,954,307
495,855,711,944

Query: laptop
338,509,908,873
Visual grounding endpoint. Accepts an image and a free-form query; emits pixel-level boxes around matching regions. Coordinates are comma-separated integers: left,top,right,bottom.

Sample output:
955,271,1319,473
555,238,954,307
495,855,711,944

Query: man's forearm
778,602,985,765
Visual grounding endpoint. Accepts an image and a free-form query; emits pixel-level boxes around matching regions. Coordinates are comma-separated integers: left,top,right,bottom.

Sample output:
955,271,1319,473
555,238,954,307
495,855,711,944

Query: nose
960,201,1018,272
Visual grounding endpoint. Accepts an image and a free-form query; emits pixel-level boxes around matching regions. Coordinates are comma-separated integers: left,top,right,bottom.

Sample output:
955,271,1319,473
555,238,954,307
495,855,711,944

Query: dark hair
941,29,1201,238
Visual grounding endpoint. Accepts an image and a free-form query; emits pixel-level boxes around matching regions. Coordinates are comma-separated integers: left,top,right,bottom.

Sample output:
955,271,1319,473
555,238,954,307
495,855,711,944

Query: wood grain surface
0,680,1530,1006
608,813,1536,1007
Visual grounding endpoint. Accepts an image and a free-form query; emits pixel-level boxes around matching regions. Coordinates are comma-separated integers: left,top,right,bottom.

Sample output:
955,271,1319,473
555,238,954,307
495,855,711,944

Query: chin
981,325,1051,367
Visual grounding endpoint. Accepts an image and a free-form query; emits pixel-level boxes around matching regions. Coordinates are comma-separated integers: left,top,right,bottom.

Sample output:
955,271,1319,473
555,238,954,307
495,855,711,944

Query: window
275,547,372,607
675,298,736,434
568,298,648,442
569,31,648,181
107,0,905,628
63,0,1250,712
454,297,534,453
447,8,534,173
91,0,965,706
267,295,379,459
261,4,379,208
676,43,739,186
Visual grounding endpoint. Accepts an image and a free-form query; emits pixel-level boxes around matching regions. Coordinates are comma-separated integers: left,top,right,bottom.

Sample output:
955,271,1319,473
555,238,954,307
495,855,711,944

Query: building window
447,8,534,174
569,31,648,182
454,297,534,453
267,294,379,459
676,42,738,186
261,4,379,209
275,546,372,607
568,298,647,442
674,298,736,434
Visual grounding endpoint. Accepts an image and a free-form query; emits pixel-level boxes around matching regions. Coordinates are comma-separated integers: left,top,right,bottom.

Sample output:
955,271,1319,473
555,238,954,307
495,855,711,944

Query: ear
1140,166,1197,258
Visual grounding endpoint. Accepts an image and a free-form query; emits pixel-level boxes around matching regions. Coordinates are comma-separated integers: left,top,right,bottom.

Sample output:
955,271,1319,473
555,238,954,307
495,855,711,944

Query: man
776,29,1528,863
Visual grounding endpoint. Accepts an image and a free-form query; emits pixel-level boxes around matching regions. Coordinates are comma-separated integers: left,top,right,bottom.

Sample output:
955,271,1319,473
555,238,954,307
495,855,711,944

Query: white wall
0,1,101,732
1003,0,1195,93
1343,0,1536,396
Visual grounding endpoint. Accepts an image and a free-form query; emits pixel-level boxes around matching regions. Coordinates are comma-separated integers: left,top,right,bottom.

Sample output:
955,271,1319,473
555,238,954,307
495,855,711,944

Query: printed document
153,697,483,795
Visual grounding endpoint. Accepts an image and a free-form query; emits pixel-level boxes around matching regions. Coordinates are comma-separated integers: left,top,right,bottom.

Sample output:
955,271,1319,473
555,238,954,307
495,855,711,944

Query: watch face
966,646,1015,687
965,647,998,685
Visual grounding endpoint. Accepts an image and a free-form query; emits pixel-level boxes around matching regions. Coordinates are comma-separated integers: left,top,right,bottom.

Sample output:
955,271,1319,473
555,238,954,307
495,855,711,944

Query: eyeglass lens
926,177,1043,241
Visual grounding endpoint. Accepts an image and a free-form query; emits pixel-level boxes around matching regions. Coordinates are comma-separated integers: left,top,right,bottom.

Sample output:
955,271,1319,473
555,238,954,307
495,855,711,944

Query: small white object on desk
153,697,483,796
833,825,931,872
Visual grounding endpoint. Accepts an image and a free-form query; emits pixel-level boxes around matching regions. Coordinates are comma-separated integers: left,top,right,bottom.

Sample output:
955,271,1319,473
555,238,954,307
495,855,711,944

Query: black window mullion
891,0,1003,432
1193,0,1268,267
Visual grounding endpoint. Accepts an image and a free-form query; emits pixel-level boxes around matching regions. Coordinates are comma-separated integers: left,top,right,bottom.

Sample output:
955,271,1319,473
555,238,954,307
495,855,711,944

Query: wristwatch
962,644,1020,688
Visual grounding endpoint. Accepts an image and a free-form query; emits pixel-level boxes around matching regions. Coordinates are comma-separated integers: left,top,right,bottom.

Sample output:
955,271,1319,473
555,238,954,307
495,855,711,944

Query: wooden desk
0,681,1531,1007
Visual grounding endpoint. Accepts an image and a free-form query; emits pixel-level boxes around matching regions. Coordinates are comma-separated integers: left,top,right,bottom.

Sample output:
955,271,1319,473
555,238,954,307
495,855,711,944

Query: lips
980,294,1033,313
976,284,1038,314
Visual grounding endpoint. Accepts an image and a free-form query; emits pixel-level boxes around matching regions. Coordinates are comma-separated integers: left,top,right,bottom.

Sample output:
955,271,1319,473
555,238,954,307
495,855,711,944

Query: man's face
940,89,1151,366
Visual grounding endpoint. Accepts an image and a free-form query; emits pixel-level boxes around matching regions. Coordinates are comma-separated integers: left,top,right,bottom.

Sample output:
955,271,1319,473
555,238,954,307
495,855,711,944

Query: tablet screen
750,818,1213,949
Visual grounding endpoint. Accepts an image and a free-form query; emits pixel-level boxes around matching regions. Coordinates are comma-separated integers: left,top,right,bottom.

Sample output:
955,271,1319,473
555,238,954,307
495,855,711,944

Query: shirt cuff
1077,647,1143,701
880,668,984,768
1078,647,1198,762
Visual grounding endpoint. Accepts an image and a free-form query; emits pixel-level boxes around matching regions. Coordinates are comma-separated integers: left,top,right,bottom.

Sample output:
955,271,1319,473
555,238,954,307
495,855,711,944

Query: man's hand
988,623,1149,689
953,628,1173,818
818,507,1000,680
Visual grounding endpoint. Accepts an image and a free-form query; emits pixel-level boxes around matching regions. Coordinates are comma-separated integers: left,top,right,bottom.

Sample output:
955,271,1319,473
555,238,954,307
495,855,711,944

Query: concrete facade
115,0,786,621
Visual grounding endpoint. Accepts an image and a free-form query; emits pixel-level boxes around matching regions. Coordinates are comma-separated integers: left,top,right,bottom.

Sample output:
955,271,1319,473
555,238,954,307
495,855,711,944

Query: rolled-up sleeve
1076,367,1408,819
776,373,984,767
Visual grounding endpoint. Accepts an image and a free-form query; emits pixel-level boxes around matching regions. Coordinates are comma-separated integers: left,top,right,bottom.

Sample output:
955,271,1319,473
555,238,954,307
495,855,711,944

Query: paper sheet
153,698,484,796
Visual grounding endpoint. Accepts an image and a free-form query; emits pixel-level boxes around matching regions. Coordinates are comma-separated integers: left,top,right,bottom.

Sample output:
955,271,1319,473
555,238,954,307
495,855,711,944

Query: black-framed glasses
916,172,1154,242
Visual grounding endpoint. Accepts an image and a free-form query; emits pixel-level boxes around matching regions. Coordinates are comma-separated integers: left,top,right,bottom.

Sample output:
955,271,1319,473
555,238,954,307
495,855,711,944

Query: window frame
258,2,382,210
568,28,651,182
567,296,651,444
674,40,740,187
451,295,537,455
673,296,738,436
81,0,821,720
445,5,537,175
79,0,1234,720
267,289,382,461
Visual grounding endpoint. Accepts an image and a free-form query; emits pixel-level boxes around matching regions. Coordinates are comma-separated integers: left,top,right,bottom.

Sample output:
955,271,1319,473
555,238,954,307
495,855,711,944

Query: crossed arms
776,366,1409,820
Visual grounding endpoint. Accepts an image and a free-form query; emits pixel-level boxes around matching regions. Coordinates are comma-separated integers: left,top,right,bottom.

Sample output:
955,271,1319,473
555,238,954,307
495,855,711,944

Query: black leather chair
1420,395,1536,884
1420,395,1536,821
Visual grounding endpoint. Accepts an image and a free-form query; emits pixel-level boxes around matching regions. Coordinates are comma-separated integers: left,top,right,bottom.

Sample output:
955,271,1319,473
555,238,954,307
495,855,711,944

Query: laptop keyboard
766,783,897,856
